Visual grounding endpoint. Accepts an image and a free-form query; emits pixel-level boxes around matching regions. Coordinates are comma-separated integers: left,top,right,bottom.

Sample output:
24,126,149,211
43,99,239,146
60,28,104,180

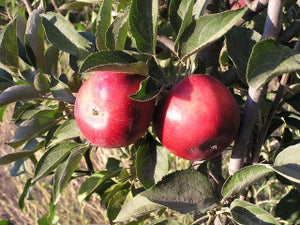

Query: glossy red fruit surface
230,0,246,10
74,71,155,148
153,74,240,161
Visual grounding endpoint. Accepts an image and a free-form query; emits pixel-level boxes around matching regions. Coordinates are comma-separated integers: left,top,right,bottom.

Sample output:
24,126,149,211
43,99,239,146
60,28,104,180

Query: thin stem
193,214,210,224
22,0,33,15
84,148,94,174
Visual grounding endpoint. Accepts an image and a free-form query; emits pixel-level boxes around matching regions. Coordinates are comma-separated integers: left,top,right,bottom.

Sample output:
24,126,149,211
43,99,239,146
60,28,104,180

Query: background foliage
0,0,300,224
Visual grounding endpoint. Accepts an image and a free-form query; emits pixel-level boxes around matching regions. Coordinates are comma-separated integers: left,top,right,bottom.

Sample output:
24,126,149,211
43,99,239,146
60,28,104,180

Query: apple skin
230,0,246,10
153,74,240,161
74,71,155,148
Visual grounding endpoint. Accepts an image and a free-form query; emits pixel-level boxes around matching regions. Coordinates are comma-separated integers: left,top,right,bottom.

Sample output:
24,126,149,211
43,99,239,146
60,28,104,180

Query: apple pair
74,71,240,161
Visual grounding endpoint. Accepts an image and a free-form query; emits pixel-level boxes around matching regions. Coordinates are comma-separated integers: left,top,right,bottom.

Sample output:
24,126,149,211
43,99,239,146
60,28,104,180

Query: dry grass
0,106,110,225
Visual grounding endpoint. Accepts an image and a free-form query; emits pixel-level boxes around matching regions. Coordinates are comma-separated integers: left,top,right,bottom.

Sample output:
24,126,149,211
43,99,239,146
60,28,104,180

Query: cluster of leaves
0,0,300,224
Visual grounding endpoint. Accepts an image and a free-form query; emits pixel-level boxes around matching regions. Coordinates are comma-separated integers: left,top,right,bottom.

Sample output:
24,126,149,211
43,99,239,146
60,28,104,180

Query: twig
22,0,33,15
229,0,284,175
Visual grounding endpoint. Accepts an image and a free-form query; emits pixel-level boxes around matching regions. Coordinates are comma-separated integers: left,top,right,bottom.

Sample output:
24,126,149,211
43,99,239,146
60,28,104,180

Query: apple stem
229,0,284,175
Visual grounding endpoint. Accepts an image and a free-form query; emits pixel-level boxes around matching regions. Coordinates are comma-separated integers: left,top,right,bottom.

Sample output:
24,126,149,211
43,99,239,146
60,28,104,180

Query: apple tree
0,0,300,224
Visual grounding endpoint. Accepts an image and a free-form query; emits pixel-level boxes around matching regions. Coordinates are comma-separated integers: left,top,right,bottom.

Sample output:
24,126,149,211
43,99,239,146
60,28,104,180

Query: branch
236,0,269,26
229,0,284,175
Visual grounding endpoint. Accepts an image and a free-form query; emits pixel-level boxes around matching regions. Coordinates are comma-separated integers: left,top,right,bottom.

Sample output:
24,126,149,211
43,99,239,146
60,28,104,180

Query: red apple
153,74,240,161
230,0,246,10
74,71,155,148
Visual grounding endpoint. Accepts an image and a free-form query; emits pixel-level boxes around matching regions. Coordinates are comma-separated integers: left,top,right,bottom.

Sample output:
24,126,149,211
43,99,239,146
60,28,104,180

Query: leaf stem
22,0,33,15
193,213,210,224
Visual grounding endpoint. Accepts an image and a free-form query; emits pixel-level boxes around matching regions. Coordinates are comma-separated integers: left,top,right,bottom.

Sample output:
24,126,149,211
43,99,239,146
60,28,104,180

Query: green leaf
192,0,208,19
0,85,41,107
147,57,169,85
0,68,14,91
226,26,261,83
129,0,158,54
58,1,91,10
0,220,12,225
230,199,280,225
96,0,112,51
78,170,117,203
275,189,300,224
221,165,274,201
19,178,33,211
52,144,89,205
10,159,26,176
135,137,169,188
272,143,300,184
274,143,300,166
130,77,162,101
107,189,130,223
45,45,59,75
50,76,76,104
0,105,8,122
0,137,45,165
41,12,92,60
34,73,50,94
47,119,81,148
33,142,81,182
178,8,246,61
142,169,219,214
106,11,129,51
8,116,57,148
170,0,194,47
247,39,300,89
114,193,164,223
0,0,6,7
272,164,300,184
79,51,148,75
0,16,19,74
101,181,129,206
26,4,46,71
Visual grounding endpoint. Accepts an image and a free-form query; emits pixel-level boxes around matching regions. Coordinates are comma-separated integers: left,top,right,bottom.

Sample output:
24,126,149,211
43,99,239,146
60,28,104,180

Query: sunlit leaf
178,8,246,61
221,165,274,201
247,39,300,89
230,199,280,225
52,144,89,205
79,51,148,75
129,0,158,54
